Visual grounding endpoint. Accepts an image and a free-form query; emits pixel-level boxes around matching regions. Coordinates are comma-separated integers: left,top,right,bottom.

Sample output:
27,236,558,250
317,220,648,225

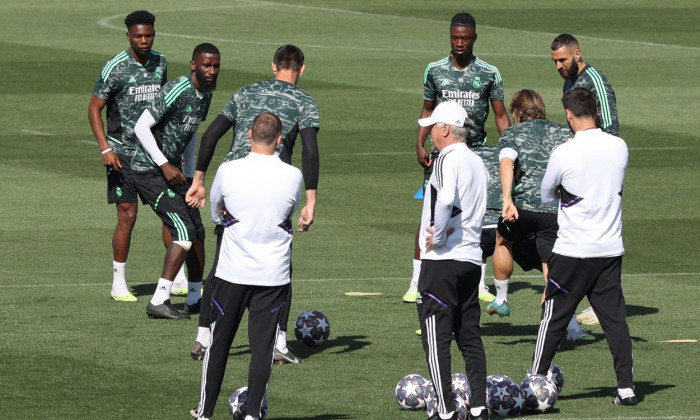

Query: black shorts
480,227,496,258
133,169,205,242
480,227,542,272
107,154,139,204
497,208,558,264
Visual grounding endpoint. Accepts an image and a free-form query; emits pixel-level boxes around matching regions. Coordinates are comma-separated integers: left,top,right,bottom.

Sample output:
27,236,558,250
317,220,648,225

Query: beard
195,70,217,92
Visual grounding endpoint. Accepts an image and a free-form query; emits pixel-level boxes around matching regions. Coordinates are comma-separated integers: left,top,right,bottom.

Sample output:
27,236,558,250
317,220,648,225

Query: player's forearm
134,110,168,166
197,114,233,172
300,127,319,190
499,158,515,204
416,126,431,148
430,201,453,247
304,189,317,207
87,99,110,151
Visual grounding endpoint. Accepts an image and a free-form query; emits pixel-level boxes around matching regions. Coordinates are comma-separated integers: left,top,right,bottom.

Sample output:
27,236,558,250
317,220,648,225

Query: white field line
1,272,697,288
21,129,52,136
96,2,700,56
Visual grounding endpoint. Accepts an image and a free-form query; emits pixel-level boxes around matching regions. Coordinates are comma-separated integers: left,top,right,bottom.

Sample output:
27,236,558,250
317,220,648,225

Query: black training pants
198,279,289,418
532,254,634,389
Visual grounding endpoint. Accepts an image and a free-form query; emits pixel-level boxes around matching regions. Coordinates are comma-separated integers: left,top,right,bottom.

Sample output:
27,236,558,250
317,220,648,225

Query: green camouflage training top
221,79,320,162
423,55,505,146
564,64,619,136
131,75,211,171
473,145,502,226
92,49,167,156
498,119,572,213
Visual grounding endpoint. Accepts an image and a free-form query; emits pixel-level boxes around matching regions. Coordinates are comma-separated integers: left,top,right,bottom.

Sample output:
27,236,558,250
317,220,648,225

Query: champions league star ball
487,373,514,391
228,387,268,420
487,379,525,417
395,374,430,410
425,381,469,420
526,363,564,393
451,373,472,406
294,310,330,347
521,374,558,414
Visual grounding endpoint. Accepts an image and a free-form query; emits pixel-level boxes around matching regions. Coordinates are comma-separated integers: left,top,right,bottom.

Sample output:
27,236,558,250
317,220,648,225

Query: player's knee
173,240,192,251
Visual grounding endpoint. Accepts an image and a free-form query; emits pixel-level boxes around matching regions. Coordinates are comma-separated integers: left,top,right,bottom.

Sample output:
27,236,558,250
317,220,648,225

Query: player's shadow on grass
480,323,539,345
131,283,155,297
228,335,371,360
507,280,544,295
626,304,658,318
294,335,371,359
560,381,672,403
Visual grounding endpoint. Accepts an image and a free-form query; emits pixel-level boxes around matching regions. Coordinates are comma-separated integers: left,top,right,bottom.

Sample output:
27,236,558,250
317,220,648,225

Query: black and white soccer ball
425,381,468,420
521,374,558,414
526,363,564,393
294,310,330,346
228,386,268,420
395,374,430,410
487,378,524,417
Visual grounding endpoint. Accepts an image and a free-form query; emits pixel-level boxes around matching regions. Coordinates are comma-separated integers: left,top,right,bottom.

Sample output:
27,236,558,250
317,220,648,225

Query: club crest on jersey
472,76,481,88
155,68,163,80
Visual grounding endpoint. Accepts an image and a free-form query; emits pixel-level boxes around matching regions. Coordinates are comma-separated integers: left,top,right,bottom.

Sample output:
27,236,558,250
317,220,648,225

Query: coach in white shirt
416,101,490,420
196,112,302,420
532,87,637,407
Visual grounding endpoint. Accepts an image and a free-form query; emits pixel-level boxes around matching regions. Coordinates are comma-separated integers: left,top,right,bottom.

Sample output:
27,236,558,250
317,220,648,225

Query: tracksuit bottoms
198,279,289,418
417,259,487,415
532,254,634,389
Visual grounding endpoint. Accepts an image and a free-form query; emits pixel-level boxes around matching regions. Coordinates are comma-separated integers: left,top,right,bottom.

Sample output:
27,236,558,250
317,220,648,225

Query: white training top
210,152,302,286
541,128,628,258
419,142,488,264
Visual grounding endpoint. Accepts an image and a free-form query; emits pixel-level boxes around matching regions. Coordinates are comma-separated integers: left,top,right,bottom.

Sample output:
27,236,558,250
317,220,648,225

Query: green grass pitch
1,0,699,419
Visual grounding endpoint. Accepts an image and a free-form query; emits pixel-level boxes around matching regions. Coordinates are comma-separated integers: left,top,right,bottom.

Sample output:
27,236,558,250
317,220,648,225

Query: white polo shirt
541,128,628,258
210,152,302,286
419,142,488,265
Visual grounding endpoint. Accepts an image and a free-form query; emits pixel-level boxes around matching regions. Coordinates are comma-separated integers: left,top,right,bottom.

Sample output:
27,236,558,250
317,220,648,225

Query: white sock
244,415,259,420
187,281,202,305
172,265,188,288
567,313,579,331
276,330,287,352
409,259,421,289
439,413,454,420
151,278,173,305
618,387,635,398
494,278,509,304
479,263,487,291
470,406,486,416
196,327,211,347
111,261,128,295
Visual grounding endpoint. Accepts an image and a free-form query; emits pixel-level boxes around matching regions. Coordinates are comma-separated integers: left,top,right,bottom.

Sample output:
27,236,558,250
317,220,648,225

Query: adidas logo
440,79,451,86
186,105,193,112
128,76,137,83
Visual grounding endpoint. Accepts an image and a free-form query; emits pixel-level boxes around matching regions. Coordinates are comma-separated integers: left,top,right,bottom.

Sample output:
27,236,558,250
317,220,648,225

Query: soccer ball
395,374,430,410
486,373,514,401
425,381,468,420
451,373,471,405
487,373,514,390
228,387,268,420
526,363,564,393
521,374,558,414
294,310,330,346
487,379,524,416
